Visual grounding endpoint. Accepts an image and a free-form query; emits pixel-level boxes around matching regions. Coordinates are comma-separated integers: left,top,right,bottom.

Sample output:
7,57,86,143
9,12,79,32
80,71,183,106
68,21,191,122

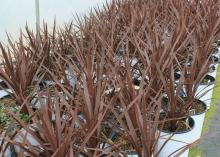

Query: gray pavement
196,102,220,157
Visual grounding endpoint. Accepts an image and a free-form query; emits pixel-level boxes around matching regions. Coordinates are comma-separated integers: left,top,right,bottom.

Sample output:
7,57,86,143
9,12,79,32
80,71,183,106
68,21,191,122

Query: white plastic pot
0,90,9,99
196,75,215,108
65,69,76,86
156,118,194,157
131,58,139,67
209,64,219,79
0,138,12,157
0,89,12,99
196,85,214,108
191,100,207,142
31,95,47,109
14,128,42,155
126,153,153,157
127,154,138,157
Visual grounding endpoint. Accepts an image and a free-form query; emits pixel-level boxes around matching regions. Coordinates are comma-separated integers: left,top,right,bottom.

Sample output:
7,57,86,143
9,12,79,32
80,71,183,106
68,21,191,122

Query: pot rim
173,73,216,86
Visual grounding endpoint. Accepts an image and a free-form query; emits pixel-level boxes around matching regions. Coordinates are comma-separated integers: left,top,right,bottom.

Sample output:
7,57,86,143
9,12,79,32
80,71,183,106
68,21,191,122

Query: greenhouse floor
190,66,220,157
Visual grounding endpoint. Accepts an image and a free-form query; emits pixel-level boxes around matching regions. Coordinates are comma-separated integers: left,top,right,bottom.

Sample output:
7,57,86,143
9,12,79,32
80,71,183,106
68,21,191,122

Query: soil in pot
163,97,206,113
101,118,141,155
200,74,215,85
210,55,219,64
188,99,207,115
209,65,216,73
157,117,195,157
161,97,204,132
160,115,194,133
101,124,135,154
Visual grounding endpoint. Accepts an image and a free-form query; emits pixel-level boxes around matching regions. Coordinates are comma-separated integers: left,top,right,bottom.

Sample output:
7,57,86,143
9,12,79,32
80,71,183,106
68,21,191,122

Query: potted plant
0,29,50,114
176,0,220,144
105,54,163,157
155,65,197,157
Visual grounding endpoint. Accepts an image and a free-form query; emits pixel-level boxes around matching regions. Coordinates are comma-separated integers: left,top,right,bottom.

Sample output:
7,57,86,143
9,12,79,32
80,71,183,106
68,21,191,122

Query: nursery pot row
104,99,208,157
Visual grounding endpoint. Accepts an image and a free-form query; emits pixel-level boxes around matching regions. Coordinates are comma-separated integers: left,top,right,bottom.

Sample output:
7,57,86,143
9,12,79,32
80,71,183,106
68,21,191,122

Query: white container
65,69,76,87
191,100,207,142
31,95,47,109
131,58,139,67
156,118,194,157
196,85,214,108
209,64,218,79
0,89,12,99
196,75,215,108
14,128,42,155
126,153,153,157
0,138,12,157
0,90,9,99
127,154,138,157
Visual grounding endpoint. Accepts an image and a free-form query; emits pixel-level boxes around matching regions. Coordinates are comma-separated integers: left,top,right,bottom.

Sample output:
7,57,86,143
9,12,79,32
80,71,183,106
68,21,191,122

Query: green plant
0,103,30,129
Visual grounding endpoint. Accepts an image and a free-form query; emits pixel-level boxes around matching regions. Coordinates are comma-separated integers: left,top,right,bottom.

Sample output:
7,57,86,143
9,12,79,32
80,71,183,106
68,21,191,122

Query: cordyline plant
98,0,209,133
151,0,197,131
105,46,163,157
1,0,220,157
154,0,220,131
41,20,126,157
0,27,53,114
181,0,220,101
82,0,197,154
158,0,220,127
0,88,114,157
44,3,164,155
114,0,193,129
89,2,168,155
